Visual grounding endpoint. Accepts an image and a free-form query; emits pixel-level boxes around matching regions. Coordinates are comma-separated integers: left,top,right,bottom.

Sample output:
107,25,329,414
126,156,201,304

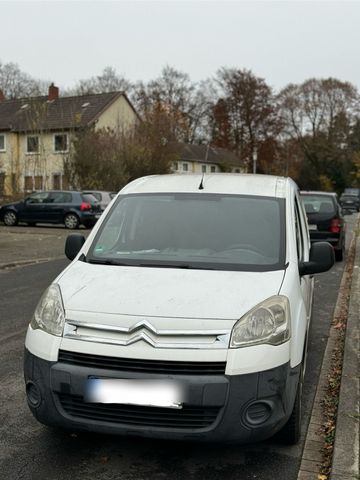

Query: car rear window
88,193,286,272
341,195,358,201
81,194,99,204
301,195,336,214
83,192,102,201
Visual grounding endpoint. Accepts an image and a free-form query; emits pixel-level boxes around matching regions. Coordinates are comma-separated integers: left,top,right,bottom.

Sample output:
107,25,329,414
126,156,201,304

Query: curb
330,231,360,480
298,217,359,480
0,255,65,270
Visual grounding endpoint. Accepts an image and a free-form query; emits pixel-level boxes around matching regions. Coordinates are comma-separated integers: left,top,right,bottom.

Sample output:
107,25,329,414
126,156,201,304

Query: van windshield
88,193,286,272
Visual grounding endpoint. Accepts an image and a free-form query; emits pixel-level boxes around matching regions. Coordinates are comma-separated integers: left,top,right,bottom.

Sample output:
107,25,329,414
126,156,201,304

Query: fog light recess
244,401,273,426
26,381,42,408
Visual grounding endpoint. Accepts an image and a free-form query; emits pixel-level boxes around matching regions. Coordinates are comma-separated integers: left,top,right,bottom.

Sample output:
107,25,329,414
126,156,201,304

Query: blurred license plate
95,213,101,218
85,378,185,409
308,224,317,230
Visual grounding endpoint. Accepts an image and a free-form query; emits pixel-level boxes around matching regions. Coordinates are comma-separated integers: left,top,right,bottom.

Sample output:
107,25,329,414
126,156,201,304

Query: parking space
0,225,90,268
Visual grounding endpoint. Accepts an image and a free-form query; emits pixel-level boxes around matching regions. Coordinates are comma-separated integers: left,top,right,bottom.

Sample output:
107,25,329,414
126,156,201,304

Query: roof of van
120,174,295,198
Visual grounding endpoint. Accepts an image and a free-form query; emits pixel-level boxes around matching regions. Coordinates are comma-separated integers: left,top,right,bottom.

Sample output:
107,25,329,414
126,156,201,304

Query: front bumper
24,348,300,443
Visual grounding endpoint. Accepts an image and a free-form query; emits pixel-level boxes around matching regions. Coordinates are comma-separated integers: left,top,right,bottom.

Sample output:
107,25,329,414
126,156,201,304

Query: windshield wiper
87,258,130,266
139,263,215,270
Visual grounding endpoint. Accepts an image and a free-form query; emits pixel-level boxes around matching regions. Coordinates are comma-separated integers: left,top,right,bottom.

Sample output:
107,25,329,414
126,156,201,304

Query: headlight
230,296,290,348
30,284,65,336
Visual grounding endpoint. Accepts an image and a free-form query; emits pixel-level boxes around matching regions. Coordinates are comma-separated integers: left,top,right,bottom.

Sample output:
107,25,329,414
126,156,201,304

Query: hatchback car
24,174,334,445
82,190,116,212
300,191,345,261
0,191,102,229
339,194,360,213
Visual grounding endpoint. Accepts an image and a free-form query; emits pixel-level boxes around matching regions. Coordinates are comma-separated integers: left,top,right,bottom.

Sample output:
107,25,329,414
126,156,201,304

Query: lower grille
58,393,220,429
58,350,226,375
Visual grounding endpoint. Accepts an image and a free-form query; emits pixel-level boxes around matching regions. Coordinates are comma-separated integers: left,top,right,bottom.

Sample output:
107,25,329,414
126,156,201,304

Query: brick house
0,84,138,195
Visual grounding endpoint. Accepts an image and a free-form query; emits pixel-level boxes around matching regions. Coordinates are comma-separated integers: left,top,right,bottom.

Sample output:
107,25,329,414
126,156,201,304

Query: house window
53,173,61,190
173,161,178,171
182,163,189,172
54,134,68,152
201,165,207,173
0,134,5,152
27,136,39,154
24,175,45,191
210,166,216,173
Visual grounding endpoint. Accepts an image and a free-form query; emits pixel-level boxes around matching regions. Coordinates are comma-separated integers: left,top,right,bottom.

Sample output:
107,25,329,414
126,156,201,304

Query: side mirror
299,242,335,276
65,234,85,260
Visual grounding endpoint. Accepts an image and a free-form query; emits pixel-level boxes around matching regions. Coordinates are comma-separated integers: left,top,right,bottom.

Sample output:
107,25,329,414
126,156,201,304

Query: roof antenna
199,172,205,190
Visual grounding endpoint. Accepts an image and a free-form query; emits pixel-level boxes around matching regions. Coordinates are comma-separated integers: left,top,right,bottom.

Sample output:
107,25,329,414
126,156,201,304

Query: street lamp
253,149,257,174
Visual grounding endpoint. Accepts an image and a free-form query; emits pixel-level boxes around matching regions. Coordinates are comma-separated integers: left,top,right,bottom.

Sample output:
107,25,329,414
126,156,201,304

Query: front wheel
64,213,80,230
3,211,18,226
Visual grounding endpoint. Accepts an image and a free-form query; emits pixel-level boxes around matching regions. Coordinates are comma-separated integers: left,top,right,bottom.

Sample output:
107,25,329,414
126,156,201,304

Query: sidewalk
330,230,360,480
298,216,359,480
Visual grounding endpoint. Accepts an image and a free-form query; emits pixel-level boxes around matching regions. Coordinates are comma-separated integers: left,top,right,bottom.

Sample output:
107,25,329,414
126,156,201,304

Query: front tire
3,211,18,226
64,213,80,230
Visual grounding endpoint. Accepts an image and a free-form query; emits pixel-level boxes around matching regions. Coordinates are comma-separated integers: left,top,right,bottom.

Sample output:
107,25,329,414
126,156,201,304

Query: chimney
48,83,59,100
0,89,5,101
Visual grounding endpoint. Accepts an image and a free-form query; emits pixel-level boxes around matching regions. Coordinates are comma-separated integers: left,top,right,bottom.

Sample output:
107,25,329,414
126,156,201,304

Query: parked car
339,193,360,213
0,191,102,229
82,190,117,212
300,191,345,261
24,174,334,445
343,187,360,200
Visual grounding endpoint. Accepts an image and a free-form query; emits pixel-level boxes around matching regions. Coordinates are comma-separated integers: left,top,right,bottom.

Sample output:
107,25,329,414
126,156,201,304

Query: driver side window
27,192,49,204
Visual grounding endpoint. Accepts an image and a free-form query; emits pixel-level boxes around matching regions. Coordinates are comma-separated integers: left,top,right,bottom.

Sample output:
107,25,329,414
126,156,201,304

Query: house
168,142,246,174
0,84,138,195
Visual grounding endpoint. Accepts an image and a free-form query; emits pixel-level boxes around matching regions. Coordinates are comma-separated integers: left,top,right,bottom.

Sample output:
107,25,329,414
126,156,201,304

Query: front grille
58,350,226,375
58,393,220,429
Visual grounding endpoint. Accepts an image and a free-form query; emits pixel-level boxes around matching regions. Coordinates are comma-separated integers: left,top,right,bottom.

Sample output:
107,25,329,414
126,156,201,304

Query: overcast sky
2,0,360,92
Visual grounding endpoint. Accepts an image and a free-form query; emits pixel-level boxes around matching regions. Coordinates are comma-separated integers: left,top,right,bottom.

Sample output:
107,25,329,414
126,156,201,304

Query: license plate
85,378,185,409
308,224,317,231
95,213,101,219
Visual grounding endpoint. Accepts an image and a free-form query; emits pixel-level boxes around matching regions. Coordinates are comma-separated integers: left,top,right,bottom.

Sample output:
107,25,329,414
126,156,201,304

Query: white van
24,174,334,444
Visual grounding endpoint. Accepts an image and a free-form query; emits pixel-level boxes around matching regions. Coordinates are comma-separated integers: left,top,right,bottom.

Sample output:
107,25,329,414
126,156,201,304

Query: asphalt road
0,215,356,480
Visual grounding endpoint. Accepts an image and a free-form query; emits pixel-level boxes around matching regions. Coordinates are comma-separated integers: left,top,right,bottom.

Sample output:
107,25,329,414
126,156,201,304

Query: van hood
58,261,286,320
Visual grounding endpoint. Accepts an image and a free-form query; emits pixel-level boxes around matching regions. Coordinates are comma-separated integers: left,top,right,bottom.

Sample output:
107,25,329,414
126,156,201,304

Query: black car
300,191,345,261
0,191,101,229
339,194,360,213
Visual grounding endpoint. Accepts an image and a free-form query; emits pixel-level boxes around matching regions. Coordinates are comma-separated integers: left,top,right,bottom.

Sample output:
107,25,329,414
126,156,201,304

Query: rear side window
49,192,72,203
301,195,336,214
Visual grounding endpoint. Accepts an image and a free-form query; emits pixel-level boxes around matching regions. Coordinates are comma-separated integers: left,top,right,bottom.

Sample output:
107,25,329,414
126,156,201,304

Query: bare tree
0,60,47,98
132,66,210,143
278,78,360,190
67,66,131,96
